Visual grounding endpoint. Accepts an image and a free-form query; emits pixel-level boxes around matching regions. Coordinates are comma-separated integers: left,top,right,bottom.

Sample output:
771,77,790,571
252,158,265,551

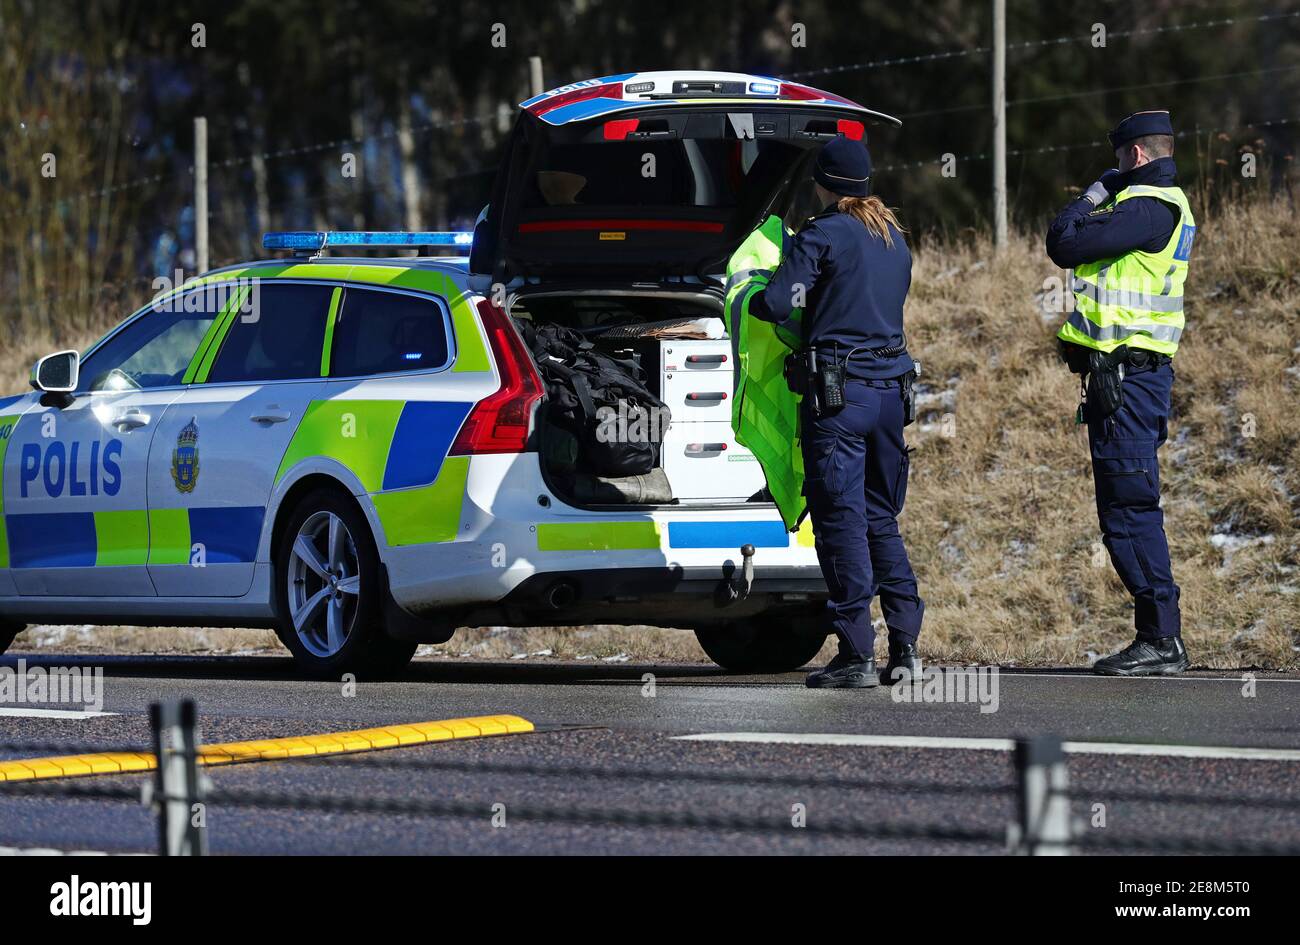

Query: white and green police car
0,71,900,675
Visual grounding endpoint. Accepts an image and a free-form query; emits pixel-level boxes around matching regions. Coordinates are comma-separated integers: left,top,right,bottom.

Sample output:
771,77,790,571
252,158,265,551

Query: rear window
522,138,803,210
330,288,449,377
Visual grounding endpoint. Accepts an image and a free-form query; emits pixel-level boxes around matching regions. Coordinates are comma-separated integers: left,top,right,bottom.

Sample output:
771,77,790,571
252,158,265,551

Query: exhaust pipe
546,580,579,610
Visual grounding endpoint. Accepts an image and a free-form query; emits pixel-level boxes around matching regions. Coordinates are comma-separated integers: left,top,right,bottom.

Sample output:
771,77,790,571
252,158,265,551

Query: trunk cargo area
512,290,772,508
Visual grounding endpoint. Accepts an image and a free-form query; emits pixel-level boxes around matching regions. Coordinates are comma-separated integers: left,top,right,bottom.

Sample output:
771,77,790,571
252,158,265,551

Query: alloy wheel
287,510,361,658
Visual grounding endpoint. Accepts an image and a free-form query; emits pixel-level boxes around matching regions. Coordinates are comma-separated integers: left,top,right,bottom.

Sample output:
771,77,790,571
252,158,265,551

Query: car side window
206,282,333,383
330,288,449,377
78,292,222,393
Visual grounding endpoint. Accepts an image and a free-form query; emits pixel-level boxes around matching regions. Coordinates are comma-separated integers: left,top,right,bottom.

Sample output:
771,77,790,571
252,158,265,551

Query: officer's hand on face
1084,169,1123,206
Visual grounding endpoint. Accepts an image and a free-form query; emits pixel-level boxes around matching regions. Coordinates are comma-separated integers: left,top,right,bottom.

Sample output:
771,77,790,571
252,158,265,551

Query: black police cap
813,135,873,197
1108,110,1175,149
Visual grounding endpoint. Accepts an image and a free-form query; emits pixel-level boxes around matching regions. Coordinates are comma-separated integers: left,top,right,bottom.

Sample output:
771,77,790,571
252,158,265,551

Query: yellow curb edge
0,714,534,782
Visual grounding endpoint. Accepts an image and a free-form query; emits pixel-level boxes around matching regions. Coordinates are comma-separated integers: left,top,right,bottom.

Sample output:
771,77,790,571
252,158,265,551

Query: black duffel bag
516,320,670,478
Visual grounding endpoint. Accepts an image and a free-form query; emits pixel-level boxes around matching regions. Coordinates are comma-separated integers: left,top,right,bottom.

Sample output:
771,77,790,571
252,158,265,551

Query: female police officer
749,135,925,689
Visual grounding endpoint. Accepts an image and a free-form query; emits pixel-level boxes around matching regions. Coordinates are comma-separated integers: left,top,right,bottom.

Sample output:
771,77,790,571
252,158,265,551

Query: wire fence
873,114,1300,173
18,8,1300,221
10,111,500,219
783,9,1300,79
1,700,1298,856
7,8,1300,327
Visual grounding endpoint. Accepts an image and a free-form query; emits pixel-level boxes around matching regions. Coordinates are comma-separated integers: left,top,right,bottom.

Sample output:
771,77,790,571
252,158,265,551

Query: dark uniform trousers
801,378,925,659
1087,361,1181,638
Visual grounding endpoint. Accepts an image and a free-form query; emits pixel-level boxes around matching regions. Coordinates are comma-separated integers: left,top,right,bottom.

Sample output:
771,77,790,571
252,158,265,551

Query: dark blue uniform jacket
750,206,915,380
1046,156,1180,268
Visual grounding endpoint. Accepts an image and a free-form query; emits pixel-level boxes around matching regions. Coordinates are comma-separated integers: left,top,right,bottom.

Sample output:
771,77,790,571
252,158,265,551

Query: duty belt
1060,341,1170,375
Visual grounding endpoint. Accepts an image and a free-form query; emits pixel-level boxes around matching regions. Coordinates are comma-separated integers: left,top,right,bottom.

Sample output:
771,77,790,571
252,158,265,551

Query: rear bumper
378,452,824,624
482,566,827,627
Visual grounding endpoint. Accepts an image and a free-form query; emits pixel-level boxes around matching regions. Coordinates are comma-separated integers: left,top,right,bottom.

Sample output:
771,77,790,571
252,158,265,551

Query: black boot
881,639,922,685
1092,634,1189,676
806,652,879,689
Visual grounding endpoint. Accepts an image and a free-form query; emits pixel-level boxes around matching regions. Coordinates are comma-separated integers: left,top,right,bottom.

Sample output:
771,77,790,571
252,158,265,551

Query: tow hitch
723,543,756,603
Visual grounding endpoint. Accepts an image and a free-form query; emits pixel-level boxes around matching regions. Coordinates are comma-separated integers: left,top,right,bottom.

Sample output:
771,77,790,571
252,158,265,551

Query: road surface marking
0,708,117,720
0,846,132,856
0,714,534,782
989,672,1300,684
674,732,1300,762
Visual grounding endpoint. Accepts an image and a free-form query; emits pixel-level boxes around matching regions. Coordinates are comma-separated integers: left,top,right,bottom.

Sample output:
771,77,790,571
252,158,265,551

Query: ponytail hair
835,195,905,247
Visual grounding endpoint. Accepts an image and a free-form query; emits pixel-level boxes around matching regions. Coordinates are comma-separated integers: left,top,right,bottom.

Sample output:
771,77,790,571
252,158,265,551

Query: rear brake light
603,118,639,140
516,219,724,234
778,82,859,107
836,119,864,140
778,82,821,101
450,300,543,455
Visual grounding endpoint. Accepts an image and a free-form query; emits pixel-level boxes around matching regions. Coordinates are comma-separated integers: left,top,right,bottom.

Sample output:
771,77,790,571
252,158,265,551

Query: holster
901,369,918,426
1084,349,1126,421
783,346,844,418
1059,339,1092,375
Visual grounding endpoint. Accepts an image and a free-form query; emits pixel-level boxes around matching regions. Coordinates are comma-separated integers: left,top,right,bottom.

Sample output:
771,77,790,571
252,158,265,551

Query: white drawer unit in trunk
661,375,733,423
660,340,734,375
661,420,767,501
660,340,735,424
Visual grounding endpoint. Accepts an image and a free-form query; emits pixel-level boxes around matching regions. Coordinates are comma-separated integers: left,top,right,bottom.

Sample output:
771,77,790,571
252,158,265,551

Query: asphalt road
0,653,1297,855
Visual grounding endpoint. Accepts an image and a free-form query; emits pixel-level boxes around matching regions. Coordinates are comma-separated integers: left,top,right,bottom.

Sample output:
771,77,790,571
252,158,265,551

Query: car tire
694,620,827,673
0,621,23,656
273,488,416,678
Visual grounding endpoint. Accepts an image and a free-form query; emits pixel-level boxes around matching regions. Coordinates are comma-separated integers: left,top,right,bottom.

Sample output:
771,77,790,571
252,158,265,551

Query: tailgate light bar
262,231,473,252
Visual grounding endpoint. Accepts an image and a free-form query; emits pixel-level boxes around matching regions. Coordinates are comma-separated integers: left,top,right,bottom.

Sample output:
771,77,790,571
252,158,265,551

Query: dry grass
5,198,1297,670
12,623,707,663
15,624,282,656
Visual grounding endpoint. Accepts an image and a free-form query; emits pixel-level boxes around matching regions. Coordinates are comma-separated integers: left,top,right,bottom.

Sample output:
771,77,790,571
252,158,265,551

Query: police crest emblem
171,418,200,493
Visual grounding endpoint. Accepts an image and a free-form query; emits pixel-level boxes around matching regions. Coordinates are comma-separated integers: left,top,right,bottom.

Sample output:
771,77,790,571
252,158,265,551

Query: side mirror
31,350,79,399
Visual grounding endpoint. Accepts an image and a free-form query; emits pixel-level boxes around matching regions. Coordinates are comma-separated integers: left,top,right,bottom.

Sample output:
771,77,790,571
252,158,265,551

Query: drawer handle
686,391,727,402
685,442,728,455
685,354,728,364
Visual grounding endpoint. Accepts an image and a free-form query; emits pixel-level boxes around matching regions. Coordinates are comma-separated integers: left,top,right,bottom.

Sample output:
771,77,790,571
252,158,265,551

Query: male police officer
1046,110,1196,675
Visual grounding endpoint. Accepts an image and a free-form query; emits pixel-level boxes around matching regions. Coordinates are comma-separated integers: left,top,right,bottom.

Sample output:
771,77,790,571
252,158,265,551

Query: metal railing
1,700,1297,856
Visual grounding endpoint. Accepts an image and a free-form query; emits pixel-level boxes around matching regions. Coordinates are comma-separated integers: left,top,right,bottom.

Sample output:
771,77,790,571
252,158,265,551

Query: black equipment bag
515,320,670,477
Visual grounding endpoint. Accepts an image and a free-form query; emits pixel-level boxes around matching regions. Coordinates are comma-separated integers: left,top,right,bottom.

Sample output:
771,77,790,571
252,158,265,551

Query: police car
0,71,901,675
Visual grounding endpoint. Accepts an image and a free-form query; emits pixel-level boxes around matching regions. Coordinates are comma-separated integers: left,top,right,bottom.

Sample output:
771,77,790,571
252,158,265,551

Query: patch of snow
1209,532,1274,552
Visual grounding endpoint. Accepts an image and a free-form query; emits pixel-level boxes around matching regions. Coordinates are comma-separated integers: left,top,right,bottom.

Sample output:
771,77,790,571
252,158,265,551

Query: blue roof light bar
262,231,474,252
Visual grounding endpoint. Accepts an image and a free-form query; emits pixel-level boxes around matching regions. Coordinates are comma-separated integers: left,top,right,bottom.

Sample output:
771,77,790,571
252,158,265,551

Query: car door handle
110,410,150,431
250,407,292,424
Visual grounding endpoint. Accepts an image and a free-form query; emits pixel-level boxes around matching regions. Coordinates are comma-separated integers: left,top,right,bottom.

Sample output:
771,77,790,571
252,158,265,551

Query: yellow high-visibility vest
726,215,805,530
1058,184,1196,357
